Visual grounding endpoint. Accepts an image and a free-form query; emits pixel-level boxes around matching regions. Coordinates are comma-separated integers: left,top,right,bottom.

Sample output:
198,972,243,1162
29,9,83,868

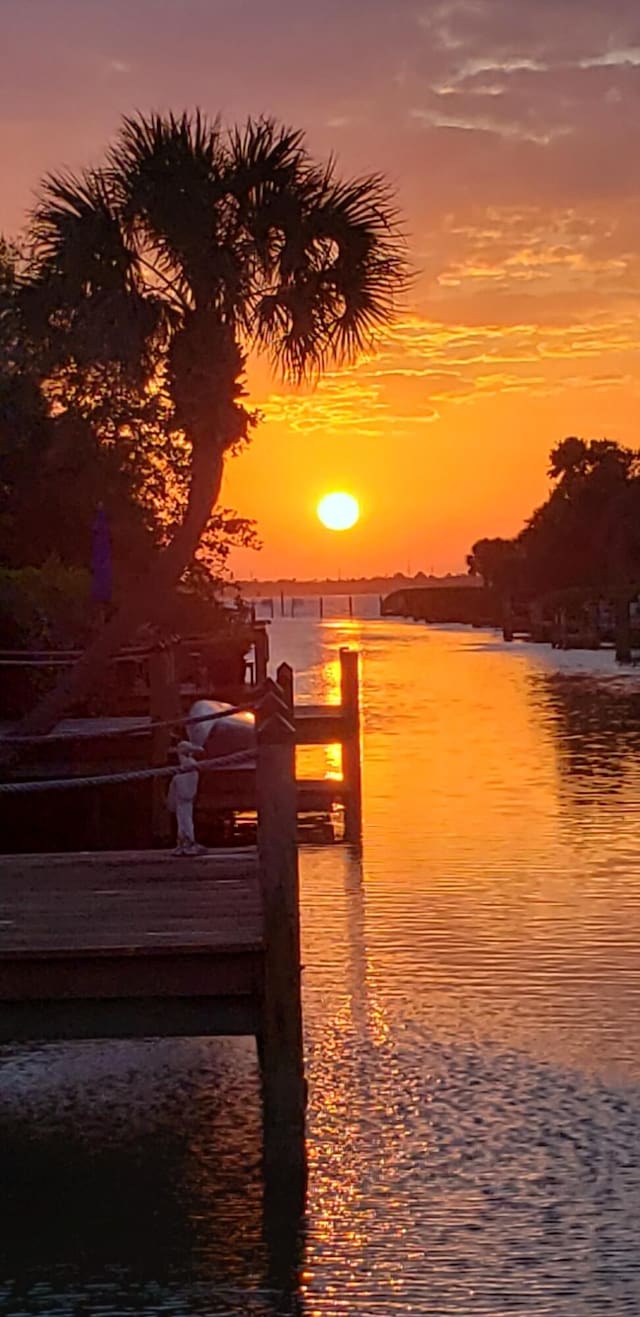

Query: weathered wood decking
0,849,263,1042
0,676,307,1198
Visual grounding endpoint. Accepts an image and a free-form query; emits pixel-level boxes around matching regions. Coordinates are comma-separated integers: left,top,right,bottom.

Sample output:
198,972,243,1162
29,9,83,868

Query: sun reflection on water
3,619,640,1315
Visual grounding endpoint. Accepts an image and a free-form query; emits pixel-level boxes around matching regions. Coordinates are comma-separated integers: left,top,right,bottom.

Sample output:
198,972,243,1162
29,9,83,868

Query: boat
187,699,256,762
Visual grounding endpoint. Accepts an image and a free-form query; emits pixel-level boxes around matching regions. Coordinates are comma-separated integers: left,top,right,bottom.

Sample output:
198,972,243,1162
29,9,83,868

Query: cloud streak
4,0,640,572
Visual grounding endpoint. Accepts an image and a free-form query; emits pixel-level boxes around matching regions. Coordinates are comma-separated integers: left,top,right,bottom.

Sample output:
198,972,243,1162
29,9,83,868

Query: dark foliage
468,437,640,598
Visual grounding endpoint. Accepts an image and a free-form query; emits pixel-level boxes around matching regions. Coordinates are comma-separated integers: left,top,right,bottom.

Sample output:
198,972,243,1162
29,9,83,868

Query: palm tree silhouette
16,111,407,734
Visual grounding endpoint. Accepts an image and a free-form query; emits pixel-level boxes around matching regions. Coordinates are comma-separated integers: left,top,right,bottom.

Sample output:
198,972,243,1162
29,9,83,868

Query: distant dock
382,584,640,663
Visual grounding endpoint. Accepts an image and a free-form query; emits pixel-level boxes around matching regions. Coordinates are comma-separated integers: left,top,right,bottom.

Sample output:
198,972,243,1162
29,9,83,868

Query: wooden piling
615,594,632,664
319,595,324,619
149,645,180,843
255,678,306,1193
254,626,269,685
340,647,363,844
502,596,514,643
348,595,353,618
276,661,294,711
529,599,545,645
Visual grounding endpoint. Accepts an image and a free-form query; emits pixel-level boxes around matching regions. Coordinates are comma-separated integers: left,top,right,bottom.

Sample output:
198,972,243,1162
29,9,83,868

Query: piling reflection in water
2,620,640,1314
0,1035,307,1314
0,1040,262,1308
287,621,640,1313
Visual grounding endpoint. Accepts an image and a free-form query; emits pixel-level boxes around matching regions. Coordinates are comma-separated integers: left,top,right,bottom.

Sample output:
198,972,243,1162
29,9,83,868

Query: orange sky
3,0,640,577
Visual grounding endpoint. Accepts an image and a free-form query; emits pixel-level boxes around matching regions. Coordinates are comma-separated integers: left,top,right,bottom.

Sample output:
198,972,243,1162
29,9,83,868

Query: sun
317,491,360,532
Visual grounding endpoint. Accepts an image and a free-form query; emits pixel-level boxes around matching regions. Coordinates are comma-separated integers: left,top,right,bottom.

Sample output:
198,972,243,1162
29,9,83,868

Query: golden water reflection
277,618,640,1313
3,620,640,1315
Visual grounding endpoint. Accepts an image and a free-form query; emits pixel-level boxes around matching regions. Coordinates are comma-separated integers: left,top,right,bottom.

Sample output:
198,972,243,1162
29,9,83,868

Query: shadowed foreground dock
0,677,307,1269
0,849,263,1040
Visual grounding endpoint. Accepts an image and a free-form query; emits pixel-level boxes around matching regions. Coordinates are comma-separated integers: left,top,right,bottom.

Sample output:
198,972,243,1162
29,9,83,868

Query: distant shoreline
236,573,479,598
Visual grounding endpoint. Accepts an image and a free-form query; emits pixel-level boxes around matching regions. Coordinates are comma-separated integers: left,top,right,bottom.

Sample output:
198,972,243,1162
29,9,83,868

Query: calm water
2,619,640,1315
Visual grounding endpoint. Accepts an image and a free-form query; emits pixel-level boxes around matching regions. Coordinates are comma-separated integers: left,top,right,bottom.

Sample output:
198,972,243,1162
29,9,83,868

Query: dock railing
0,646,364,848
0,667,308,1240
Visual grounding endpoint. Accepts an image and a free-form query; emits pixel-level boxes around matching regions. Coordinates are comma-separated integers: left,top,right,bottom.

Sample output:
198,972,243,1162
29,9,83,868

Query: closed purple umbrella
91,505,113,605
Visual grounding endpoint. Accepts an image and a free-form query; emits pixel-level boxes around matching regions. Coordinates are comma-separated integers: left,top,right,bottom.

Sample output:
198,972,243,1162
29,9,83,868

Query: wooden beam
149,644,180,844
254,627,270,685
340,648,363,844
294,709,347,744
255,679,306,1193
615,594,632,664
0,994,259,1043
0,949,262,1003
276,661,294,711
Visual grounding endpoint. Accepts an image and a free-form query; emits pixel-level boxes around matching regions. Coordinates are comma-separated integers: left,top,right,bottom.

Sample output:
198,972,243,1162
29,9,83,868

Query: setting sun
317,492,360,532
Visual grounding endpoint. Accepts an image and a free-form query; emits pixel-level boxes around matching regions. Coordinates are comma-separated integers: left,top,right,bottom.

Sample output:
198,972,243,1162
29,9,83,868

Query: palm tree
14,111,407,735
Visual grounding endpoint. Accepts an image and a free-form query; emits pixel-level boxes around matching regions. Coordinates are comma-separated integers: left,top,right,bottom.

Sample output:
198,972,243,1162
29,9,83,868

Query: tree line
1,233,259,578
467,436,640,601
0,111,406,734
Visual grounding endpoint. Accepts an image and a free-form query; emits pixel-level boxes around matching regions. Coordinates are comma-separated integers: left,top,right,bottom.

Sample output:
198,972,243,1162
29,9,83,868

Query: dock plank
0,671,308,1194
0,849,262,961
295,705,346,744
0,848,264,1036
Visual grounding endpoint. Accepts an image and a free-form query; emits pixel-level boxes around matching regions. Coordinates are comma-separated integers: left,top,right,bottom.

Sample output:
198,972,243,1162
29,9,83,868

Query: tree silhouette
522,438,638,593
13,111,406,734
468,437,640,603
467,537,521,592
1,243,258,591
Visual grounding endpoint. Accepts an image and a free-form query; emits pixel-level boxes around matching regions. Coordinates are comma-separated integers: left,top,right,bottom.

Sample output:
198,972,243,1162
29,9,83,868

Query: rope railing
0,634,246,660
0,747,257,795
0,698,261,746
0,629,267,665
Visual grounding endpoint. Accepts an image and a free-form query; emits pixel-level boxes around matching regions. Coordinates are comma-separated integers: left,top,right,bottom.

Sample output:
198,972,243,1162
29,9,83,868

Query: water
2,620,640,1315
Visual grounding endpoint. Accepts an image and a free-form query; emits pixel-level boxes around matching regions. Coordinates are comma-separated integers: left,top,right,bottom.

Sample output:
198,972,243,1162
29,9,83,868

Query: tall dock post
502,595,514,643
254,626,269,685
340,647,363,844
276,660,294,711
615,594,632,664
149,643,180,844
255,676,306,1201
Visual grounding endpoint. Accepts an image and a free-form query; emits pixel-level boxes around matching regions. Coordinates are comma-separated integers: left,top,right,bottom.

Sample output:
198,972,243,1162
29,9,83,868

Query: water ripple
2,621,640,1314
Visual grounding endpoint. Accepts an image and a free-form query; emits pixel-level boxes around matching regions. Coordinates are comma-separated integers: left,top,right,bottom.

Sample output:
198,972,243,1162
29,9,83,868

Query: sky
3,0,640,579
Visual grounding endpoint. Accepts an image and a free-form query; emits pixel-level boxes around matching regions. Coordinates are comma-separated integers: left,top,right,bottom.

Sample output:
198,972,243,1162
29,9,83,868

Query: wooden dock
0,648,363,850
0,849,263,1041
0,678,306,1200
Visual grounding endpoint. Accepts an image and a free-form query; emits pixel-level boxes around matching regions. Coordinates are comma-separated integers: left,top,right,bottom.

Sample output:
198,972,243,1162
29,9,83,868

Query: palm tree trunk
8,446,225,741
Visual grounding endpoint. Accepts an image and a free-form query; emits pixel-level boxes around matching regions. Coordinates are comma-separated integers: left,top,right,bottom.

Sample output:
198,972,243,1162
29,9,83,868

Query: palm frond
31,168,137,296
27,167,170,377
225,118,307,229
25,108,409,403
246,155,409,379
110,111,225,306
